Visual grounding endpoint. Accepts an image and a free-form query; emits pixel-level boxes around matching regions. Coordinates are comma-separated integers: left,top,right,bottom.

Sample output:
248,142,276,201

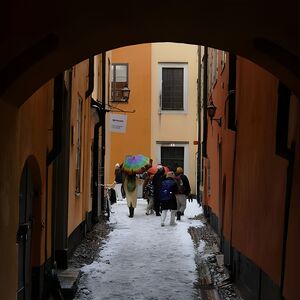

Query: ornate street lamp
207,100,222,127
121,85,131,101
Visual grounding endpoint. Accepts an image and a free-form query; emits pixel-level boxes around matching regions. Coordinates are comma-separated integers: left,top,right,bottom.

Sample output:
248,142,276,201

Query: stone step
57,268,80,299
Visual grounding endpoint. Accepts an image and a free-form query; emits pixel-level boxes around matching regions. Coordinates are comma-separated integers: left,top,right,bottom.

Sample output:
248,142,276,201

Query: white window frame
155,142,189,175
158,63,188,114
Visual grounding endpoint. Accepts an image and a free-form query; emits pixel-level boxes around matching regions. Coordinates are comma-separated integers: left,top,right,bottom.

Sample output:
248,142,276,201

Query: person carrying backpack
175,167,191,221
159,171,178,226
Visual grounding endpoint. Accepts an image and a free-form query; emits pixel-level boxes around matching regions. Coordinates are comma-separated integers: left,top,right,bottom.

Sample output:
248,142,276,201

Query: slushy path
75,198,203,300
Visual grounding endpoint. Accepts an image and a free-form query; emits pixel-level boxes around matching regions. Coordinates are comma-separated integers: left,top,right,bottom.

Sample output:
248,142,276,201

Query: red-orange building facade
202,50,300,299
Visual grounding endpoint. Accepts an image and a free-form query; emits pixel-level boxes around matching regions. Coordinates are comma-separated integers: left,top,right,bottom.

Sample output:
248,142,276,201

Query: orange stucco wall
0,82,53,299
205,50,229,218
19,82,53,266
108,44,152,183
221,130,235,239
232,58,288,285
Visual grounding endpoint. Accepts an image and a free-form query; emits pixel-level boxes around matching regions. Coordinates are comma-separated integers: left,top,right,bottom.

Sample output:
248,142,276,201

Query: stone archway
0,0,299,106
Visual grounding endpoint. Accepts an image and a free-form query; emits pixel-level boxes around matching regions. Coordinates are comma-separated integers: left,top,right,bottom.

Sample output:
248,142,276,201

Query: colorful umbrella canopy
122,154,153,175
147,165,170,175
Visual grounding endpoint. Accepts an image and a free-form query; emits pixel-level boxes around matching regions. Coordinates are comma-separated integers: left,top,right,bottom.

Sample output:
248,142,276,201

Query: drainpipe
91,98,106,222
100,52,106,213
91,101,101,223
50,71,72,270
91,52,107,222
202,46,208,158
201,46,208,217
47,74,63,166
47,73,64,268
196,46,202,205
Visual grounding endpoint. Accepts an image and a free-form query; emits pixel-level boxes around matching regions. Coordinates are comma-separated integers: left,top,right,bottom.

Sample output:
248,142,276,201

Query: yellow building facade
107,43,198,193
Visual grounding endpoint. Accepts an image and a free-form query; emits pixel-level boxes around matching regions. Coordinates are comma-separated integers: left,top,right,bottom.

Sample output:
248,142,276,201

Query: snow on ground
76,198,203,300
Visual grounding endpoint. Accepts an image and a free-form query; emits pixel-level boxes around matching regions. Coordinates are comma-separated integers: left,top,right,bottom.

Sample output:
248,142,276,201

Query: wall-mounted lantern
207,100,222,127
121,85,131,102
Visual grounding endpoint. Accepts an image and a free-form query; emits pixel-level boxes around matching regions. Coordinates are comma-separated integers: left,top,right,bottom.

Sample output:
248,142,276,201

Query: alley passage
75,199,203,300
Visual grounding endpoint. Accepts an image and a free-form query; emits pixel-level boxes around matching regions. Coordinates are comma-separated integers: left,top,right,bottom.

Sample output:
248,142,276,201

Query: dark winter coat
153,168,165,201
160,177,178,211
176,174,191,196
114,168,123,184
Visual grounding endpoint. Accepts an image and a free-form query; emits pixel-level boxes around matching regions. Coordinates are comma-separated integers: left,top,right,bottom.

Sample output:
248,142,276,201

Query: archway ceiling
1,0,299,106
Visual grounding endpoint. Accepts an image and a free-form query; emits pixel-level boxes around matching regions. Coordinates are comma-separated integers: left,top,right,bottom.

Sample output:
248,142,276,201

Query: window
161,146,184,171
75,96,83,194
159,63,187,112
111,63,128,102
208,48,218,92
220,51,226,72
156,142,189,173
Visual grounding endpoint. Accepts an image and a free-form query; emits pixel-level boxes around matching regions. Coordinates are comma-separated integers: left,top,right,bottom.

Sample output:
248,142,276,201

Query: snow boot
129,206,134,218
176,211,181,221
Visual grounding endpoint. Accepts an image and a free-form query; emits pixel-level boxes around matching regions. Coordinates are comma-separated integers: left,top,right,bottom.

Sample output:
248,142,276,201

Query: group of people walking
113,163,191,226
144,166,191,226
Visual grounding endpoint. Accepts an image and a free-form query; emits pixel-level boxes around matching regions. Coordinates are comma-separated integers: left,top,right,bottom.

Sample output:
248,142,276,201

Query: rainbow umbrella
122,154,152,175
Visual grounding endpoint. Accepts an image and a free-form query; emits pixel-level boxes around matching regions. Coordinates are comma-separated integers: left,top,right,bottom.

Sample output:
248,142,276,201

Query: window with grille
111,63,128,102
161,146,184,172
220,50,226,73
159,63,187,111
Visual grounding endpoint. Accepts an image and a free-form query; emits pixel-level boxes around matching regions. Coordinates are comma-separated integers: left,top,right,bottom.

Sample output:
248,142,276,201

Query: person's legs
176,194,182,220
149,196,154,214
146,196,154,215
146,197,151,215
154,198,161,216
129,204,134,218
170,210,177,225
161,210,167,226
178,194,186,214
115,183,123,201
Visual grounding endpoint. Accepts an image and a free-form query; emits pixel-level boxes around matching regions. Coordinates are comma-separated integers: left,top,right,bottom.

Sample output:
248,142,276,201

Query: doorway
17,161,34,299
17,157,42,300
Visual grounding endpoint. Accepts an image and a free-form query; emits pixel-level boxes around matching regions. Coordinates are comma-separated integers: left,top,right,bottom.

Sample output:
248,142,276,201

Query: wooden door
17,163,33,300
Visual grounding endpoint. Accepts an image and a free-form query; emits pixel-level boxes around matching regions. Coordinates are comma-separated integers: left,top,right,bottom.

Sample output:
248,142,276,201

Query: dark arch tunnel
0,0,300,106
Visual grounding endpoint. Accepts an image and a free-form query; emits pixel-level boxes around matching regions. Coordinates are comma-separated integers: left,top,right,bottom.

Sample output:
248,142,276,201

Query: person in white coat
123,174,142,217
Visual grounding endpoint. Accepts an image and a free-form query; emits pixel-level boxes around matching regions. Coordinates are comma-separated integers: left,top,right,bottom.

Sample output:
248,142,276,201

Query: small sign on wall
109,114,128,133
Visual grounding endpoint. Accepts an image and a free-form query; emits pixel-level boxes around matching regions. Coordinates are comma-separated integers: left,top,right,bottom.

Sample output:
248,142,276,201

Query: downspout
202,46,208,158
100,52,106,212
196,46,202,205
47,74,63,166
50,71,72,270
91,98,107,222
46,73,63,268
202,46,208,217
91,53,107,222
91,100,102,223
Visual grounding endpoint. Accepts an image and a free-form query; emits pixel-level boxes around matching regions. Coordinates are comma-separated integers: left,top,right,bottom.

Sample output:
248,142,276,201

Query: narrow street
73,199,243,300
